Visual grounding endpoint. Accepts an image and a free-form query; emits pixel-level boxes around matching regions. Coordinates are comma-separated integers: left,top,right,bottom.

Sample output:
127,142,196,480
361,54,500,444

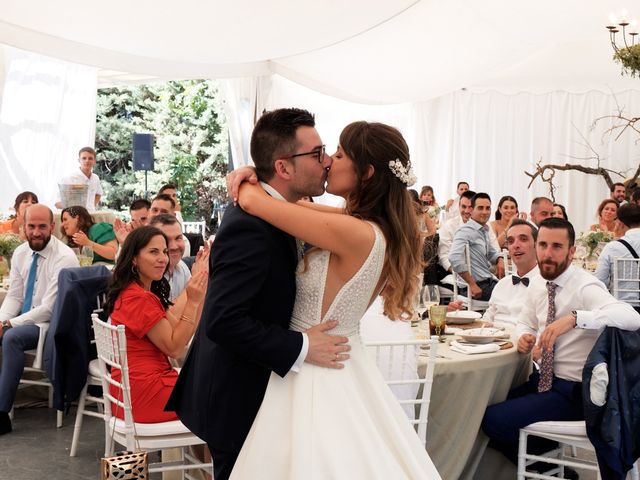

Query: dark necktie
22,252,39,314
538,281,557,392
512,275,530,287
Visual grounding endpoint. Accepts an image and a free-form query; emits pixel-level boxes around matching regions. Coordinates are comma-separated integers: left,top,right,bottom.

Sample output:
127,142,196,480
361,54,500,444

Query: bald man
0,204,78,435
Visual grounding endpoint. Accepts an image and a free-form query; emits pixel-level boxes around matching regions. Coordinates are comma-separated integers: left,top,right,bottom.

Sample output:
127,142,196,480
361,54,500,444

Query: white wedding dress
230,223,441,479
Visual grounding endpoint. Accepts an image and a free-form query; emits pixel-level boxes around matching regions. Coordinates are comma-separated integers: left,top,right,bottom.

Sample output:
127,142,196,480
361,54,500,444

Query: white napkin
450,340,501,355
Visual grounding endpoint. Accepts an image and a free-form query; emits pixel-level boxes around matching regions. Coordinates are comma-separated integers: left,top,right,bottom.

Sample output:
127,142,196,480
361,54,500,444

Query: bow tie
512,275,530,287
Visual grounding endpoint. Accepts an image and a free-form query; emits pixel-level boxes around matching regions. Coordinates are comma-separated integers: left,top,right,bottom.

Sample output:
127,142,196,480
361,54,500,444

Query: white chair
517,420,640,480
69,293,107,457
502,249,516,276
364,337,438,446
181,221,206,238
612,257,640,309
92,314,213,477
12,323,63,428
451,244,490,312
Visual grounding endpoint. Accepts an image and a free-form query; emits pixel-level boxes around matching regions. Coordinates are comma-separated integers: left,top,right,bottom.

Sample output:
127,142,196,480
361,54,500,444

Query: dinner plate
457,327,504,344
446,310,482,324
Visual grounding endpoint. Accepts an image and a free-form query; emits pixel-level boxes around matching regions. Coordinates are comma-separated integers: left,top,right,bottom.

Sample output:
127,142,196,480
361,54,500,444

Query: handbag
100,374,148,479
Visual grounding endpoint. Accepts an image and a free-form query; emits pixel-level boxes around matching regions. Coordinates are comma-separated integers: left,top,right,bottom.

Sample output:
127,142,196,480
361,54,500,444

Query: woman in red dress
104,226,208,422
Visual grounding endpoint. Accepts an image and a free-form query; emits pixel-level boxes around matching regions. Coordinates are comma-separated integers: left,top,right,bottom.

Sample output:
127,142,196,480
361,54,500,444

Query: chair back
612,257,640,308
502,249,516,276
452,244,489,311
181,220,206,238
91,314,137,451
364,337,438,447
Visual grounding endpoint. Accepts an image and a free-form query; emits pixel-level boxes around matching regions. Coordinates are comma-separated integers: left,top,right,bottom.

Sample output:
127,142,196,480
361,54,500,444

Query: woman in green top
60,206,117,264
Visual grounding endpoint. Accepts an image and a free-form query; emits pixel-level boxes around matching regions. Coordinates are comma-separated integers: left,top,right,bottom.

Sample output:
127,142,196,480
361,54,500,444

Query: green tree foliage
95,80,229,223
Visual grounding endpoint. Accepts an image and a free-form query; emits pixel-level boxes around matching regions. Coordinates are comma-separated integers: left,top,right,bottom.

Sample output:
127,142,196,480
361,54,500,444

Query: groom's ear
273,159,294,180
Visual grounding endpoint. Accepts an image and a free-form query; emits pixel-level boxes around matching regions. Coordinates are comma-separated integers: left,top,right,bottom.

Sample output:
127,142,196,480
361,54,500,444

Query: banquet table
421,332,531,480
52,210,117,239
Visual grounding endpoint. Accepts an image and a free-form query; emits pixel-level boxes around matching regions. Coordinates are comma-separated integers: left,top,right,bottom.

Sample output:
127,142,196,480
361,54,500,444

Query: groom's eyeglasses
285,145,326,163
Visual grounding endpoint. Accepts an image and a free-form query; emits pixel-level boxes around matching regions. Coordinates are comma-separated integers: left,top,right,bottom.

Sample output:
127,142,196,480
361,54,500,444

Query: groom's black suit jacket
166,204,303,451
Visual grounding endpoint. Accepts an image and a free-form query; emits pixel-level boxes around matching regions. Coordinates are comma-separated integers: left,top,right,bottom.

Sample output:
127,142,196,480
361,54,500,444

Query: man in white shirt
55,147,104,211
595,202,640,305
0,205,78,434
443,181,470,221
483,219,539,327
529,196,554,227
438,190,475,273
482,217,640,466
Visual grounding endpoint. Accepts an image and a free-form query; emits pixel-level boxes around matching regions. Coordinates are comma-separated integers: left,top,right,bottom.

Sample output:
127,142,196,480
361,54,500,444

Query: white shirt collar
260,181,286,202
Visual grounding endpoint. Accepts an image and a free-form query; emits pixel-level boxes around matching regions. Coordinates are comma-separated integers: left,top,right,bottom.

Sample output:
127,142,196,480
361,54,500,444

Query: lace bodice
290,223,385,336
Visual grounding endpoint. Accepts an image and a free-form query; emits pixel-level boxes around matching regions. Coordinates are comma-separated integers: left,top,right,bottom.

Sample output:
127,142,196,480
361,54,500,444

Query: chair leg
56,410,63,428
70,384,88,457
517,429,527,480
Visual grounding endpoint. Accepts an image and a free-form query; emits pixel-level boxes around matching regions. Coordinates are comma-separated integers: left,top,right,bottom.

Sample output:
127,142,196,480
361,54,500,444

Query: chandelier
608,10,640,76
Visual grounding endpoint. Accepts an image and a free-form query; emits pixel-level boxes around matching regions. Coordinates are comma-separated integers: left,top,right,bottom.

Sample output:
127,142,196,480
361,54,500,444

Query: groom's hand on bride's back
305,320,350,369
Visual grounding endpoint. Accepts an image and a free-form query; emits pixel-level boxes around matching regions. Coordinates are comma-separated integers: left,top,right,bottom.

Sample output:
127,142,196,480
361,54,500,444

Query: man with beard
0,204,78,434
482,217,640,469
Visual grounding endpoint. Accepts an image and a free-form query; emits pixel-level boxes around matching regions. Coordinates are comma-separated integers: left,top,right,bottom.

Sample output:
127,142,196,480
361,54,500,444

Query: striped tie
538,281,557,393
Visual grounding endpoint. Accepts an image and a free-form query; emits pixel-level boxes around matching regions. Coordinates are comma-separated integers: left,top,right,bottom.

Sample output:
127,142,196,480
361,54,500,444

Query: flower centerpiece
0,233,23,273
425,205,442,220
577,230,614,259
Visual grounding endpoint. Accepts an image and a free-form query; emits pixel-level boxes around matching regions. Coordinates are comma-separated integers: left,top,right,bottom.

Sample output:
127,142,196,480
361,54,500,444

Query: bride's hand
237,182,268,213
227,166,258,203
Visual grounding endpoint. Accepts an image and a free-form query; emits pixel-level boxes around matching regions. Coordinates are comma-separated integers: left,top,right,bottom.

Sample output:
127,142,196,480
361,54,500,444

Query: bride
230,121,442,479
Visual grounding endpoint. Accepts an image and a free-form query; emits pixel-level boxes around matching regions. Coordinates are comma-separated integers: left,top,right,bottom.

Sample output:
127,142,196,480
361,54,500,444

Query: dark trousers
481,371,584,464
209,445,239,480
0,324,40,412
476,277,498,301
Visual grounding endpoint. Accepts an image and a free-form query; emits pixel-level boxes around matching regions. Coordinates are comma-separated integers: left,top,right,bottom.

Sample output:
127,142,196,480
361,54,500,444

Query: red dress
110,282,178,423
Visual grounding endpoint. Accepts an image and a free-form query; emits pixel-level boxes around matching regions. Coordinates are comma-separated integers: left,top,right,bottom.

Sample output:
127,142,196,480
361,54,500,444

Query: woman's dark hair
61,206,95,247
104,226,172,317
339,121,423,320
494,195,519,220
553,203,569,221
12,191,38,217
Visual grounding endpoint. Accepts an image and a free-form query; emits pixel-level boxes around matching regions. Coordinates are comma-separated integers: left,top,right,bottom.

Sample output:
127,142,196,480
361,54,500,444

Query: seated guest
449,192,504,300
129,198,151,227
482,218,640,467
60,206,117,264
529,197,554,227
0,205,79,434
590,199,619,234
420,185,439,208
595,203,640,306
104,226,208,422
443,181,469,221
438,190,475,273
490,195,519,250
158,184,184,224
610,182,627,204
150,194,176,218
149,214,210,301
552,203,569,221
483,220,539,327
0,192,38,239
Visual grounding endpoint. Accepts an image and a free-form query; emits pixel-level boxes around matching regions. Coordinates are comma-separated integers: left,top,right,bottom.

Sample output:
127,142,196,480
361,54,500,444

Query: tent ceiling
1,0,638,103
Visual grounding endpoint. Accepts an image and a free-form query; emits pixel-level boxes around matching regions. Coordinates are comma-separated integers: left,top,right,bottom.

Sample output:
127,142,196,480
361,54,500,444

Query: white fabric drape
412,90,640,234
0,46,97,212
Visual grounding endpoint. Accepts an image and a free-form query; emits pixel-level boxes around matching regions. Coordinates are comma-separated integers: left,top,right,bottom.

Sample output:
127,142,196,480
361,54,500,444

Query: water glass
79,246,94,267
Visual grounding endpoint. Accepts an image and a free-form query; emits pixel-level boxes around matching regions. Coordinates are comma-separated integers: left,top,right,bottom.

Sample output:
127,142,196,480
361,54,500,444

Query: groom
166,108,350,480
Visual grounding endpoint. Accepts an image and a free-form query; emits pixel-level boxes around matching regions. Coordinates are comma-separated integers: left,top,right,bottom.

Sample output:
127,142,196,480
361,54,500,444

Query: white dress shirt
260,182,308,372
443,197,460,222
438,216,463,271
58,169,103,211
166,260,191,301
516,265,640,382
594,228,640,304
0,236,79,327
483,266,540,327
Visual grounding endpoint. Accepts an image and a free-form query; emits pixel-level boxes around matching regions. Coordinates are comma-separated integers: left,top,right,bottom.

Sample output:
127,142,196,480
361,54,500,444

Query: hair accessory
388,159,417,186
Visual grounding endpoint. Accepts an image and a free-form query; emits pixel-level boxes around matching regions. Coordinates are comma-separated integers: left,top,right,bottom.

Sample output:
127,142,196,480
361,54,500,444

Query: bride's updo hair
339,121,423,320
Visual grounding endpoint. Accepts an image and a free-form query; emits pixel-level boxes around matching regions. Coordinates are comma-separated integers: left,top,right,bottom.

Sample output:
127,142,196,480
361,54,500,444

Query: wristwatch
571,310,578,328
1,320,11,330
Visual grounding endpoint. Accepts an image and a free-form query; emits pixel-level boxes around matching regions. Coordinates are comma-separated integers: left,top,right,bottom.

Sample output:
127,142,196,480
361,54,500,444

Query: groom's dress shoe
0,411,12,435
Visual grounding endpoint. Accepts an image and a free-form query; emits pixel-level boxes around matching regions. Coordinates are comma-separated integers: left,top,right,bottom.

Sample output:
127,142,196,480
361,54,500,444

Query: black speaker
132,133,154,171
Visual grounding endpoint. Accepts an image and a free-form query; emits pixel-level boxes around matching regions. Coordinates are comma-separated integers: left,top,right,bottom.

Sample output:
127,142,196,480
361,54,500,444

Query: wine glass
416,285,440,338
80,246,94,267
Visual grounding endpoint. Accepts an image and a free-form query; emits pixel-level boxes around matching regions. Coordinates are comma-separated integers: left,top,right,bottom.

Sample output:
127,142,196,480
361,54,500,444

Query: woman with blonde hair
229,121,440,479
